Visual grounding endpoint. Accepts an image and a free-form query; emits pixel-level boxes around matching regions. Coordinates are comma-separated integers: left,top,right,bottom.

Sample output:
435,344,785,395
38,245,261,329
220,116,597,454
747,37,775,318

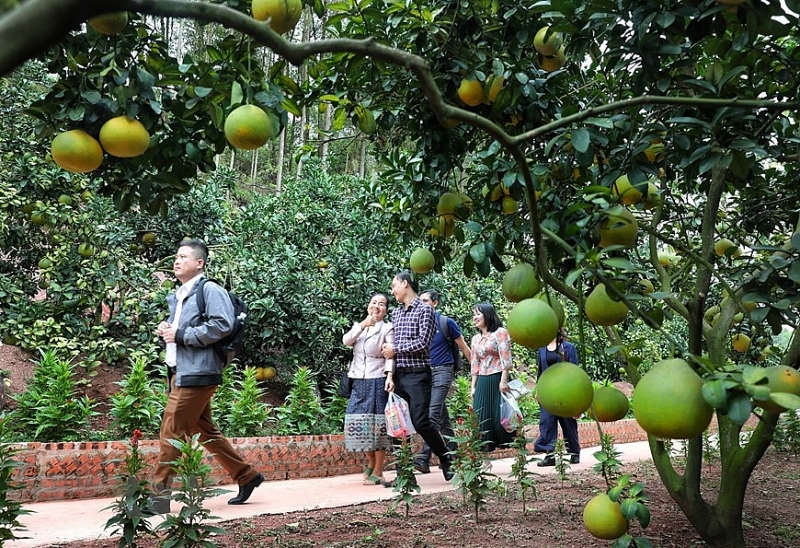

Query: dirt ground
3,345,800,547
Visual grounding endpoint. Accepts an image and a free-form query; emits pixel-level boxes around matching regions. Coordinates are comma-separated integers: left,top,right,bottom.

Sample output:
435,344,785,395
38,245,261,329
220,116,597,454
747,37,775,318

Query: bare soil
3,345,800,547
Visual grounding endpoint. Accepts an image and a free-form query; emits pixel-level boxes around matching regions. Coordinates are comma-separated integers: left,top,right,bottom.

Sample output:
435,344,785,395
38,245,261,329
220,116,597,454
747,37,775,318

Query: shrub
109,356,166,439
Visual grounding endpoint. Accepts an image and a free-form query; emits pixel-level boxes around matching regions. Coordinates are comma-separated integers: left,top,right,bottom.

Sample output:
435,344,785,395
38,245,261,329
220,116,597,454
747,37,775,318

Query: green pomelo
506,298,559,350
537,362,593,417
502,263,541,303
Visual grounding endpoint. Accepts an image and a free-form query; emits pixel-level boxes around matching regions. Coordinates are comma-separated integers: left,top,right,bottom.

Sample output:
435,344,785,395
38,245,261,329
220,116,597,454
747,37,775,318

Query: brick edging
9,419,654,503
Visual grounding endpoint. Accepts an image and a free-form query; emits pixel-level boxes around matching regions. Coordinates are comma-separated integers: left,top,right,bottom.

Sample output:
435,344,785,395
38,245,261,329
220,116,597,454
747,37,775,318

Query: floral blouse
470,327,512,376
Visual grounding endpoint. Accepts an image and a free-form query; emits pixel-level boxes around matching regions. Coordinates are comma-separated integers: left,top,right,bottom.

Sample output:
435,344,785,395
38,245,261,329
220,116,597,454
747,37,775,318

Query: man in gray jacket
153,239,263,512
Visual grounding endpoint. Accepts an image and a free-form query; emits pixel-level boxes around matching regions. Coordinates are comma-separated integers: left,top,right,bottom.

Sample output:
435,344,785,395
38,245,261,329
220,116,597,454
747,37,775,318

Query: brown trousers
154,377,257,489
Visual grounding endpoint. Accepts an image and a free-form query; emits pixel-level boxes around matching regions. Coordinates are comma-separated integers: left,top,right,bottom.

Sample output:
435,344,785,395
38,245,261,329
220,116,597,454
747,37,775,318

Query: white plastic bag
385,392,416,437
500,392,523,433
507,378,530,400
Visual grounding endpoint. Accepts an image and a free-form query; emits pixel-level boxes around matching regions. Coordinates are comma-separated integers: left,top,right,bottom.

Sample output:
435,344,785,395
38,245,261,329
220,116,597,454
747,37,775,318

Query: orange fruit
224,104,278,150
409,248,435,274
533,26,563,56
502,263,541,303
252,0,303,34
611,175,643,205
99,116,150,158
598,207,638,248
588,385,630,422
457,78,485,107
537,362,593,417
51,129,103,173
583,493,628,540
753,365,800,413
585,284,628,326
731,333,751,353
632,358,714,439
88,12,128,34
506,298,559,350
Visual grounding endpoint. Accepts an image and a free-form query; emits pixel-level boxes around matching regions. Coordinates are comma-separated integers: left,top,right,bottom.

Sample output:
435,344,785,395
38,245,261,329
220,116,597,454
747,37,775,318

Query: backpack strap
438,314,459,364
192,277,227,364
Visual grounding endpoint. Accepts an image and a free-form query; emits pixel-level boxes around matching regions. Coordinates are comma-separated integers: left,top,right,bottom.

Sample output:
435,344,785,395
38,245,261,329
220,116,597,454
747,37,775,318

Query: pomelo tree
2,0,800,546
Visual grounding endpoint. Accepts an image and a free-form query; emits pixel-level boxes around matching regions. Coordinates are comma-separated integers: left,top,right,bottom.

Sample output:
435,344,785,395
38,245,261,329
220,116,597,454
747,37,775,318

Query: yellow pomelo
714,238,741,258
99,116,150,158
585,284,629,326
501,196,518,215
639,279,655,295
51,129,103,173
485,75,504,103
599,207,638,248
252,0,303,34
409,248,435,274
263,366,277,380
224,105,278,150
588,385,630,422
644,141,665,163
611,175,643,205
437,192,462,219
538,48,566,72
753,365,800,413
731,333,751,353
533,26,563,56
436,216,455,238
507,298,559,350
583,493,628,540
88,12,128,35
457,78,485,107
537,362,593,417
255,367,266,381
632,358,713,439
502,263,541,303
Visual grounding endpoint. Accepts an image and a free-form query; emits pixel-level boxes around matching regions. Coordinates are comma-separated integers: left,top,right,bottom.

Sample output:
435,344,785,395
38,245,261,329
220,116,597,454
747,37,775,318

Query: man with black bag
412,289,472,474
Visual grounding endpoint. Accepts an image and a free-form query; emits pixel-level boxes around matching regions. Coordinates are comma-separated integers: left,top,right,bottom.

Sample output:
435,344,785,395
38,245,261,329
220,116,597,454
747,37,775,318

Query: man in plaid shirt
382,270,454,482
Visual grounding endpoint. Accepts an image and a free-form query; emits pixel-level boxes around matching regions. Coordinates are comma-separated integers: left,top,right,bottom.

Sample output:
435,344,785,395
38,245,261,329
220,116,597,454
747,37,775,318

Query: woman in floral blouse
470,302,515,453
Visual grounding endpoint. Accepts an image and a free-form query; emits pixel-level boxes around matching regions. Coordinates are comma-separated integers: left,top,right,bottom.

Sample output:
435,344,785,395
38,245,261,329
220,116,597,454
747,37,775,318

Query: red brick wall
9,420,654,503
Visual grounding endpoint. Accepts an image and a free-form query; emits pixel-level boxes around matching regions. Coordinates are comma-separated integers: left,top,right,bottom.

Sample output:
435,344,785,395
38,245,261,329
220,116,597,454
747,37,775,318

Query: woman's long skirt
344,377,391,452
473,372,515,452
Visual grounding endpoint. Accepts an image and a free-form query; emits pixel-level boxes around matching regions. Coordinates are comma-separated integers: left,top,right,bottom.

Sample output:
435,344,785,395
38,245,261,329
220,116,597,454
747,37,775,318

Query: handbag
337,371,353,398
385,392,416,437
500,391,523,433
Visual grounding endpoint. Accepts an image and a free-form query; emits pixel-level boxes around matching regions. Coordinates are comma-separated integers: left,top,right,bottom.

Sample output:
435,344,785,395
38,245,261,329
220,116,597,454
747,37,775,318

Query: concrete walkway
10,441,652,547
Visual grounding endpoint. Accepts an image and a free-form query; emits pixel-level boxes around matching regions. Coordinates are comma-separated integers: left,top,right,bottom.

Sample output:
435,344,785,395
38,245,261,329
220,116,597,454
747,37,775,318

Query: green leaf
571,127,590,153
725,392,752,424
701,379,728,409
230,81,243,107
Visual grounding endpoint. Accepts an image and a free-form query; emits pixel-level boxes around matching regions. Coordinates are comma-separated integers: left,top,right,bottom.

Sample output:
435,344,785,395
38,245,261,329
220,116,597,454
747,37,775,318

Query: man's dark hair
420,289,439,303
474,302,503,332
178,238,209,265
395,270,419,294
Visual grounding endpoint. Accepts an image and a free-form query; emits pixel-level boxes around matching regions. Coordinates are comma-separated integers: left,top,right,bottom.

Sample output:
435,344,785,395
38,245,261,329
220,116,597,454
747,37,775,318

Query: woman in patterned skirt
470,302,515,454
342,293,395,485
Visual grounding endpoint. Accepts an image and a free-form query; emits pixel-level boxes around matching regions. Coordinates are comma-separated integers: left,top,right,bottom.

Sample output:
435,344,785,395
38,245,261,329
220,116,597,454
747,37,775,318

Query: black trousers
393,369,449,459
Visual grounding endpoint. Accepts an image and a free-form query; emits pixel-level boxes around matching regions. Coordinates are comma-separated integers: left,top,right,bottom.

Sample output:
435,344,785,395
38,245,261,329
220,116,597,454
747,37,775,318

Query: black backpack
438,314,462,372
195,277,248,367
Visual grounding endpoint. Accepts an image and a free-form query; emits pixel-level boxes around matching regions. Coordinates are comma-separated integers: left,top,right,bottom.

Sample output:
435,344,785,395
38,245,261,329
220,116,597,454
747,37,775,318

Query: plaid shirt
390,297,435,369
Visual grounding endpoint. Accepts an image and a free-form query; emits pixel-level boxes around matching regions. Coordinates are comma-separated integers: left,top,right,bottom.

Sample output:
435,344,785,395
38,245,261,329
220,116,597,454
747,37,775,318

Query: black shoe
413,459,431,474
228,473,264,505
142,495,170,515
440,455,454,481
537,454,556,467
382,478,396,488
570,454,580,464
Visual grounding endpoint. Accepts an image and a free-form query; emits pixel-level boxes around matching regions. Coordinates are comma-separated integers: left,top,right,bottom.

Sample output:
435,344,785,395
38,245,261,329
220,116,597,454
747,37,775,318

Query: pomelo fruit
99,116,150,158
598,207,638,248
632,358,713,439
537,362,593,417
611,175,643,205
588,385,630,422
753,365,800,413
456,78,485,107
51,129,103,173
262,366,277,380
409,248,435,274
538,48,566,72
533,26,563,56
506,298,559,350
714,238,742,258
252,0,303,34
537,292,566,327
583,493,628,540
502,263,541,303
731,333,751,353
585,284,628,326
224,104,278,150
88,12,128,35
437,192,462,219
485,75,504,103
501,196,518,215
